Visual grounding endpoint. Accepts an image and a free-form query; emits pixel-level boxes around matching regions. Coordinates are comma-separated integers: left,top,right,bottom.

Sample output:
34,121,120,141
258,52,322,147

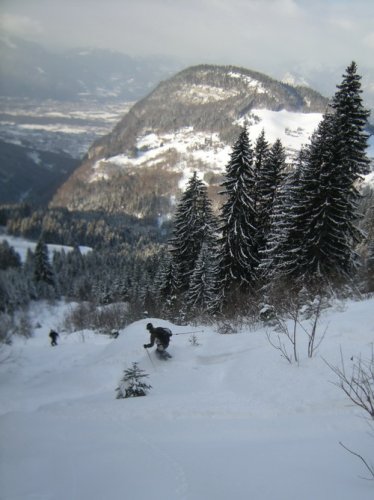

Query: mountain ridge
51,64,328,218
0,35,180,102
88,64,328,160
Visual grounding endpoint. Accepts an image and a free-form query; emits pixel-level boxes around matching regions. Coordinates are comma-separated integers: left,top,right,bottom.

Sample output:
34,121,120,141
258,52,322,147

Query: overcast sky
1,0,373,89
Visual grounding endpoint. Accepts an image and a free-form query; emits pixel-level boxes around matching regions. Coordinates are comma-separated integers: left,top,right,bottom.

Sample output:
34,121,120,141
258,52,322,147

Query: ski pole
145,347,156,369
175,331,204,335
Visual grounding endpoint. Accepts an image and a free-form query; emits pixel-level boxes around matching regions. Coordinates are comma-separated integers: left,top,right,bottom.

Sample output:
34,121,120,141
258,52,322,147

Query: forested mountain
51,64,329,219
1,62,373,329
0,36,181,206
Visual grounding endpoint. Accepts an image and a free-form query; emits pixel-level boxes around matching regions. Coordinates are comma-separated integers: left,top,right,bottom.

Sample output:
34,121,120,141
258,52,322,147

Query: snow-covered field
0,231,91,262
0,297,373,500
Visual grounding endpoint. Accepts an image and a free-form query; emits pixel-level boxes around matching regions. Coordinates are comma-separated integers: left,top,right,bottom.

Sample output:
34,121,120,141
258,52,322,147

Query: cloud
363,32,374,49
0,0,373,77
0,13,42,37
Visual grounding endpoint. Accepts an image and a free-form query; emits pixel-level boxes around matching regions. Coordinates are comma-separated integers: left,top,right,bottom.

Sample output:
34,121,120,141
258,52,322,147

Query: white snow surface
91,110,323,188
91,108,374,189
0,231,91,262
238,108,324,153
1,297,374,500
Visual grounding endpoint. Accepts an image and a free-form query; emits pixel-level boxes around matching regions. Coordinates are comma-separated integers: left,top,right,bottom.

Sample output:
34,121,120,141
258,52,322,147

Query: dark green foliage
219,128,258,296
330,61,371,180
169,172,219,294
257,137,286,260
116,362,152,399
0,241,21,270
0,267,35,312
187,242,219,315
33,237,55,287
3,205,168,249
263,62,371,295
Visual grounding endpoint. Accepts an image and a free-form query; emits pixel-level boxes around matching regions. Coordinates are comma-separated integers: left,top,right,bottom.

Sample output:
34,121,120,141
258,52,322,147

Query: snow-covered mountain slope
0,297,373,500
51,64,329,217
90,109,324,190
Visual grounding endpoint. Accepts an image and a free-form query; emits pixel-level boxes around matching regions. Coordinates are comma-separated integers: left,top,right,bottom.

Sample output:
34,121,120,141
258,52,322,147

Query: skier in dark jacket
143,323,172,357
49,329,59,346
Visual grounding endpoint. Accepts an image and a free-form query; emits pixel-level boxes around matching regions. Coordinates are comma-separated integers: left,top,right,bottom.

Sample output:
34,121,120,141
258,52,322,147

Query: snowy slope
0,298,373,500
0,230,91,262
91,108,374,191
91,110,323,182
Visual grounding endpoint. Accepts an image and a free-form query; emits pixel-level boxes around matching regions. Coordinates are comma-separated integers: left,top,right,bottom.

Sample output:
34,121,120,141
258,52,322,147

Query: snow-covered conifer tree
187,242,219,315
261,148,307,292
331,61,370,181
218,127,258,303
257,138,286,260
264,62,370,292
0,241,21,270
116,362,152,398
33,237,56,298
169,172,218,295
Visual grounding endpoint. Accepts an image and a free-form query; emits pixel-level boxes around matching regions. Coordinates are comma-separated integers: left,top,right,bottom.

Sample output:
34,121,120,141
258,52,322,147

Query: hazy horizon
1,0,374,101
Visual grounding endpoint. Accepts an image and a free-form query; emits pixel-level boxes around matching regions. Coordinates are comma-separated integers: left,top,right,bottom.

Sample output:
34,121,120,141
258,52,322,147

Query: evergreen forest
1,62,373,340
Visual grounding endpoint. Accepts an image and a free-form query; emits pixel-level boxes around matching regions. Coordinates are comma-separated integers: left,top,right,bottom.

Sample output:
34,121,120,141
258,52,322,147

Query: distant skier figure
143,323,172,359
49,329,59,346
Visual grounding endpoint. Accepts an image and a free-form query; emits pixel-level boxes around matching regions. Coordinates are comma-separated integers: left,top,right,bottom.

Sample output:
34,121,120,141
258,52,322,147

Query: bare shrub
325,347,374,419
189,334,200,346
92,303,129,334
217,320,237,335
62,302,95,332
16,309,33,339
325,347,374,480
0,308,32,344
63,302,129,335
265,294,328,364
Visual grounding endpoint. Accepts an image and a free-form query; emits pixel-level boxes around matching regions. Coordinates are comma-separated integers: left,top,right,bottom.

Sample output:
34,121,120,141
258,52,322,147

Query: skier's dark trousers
49,329,59,346
143,323,172,354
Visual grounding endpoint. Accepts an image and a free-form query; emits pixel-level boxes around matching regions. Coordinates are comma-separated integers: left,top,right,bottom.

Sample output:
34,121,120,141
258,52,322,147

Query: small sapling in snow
116,362,152,399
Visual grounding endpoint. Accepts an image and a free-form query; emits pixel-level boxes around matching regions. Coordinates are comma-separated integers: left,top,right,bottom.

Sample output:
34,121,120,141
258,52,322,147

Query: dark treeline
0,204,171,248
0,237,164,317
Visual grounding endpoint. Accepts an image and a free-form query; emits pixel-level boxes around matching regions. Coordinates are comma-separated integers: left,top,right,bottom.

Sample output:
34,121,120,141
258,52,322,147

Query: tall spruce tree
33,237,55,287
296,114,350,280
264,62,370,290
218,127,258,301
331,61,370,180
169,172,218,296
297,63,369,284
253,129,270,210
187,242,219,315
257,138,286,260
261,147,307,287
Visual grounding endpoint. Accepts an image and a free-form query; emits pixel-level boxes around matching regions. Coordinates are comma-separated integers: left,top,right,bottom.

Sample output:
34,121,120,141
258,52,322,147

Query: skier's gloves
143,344,148,348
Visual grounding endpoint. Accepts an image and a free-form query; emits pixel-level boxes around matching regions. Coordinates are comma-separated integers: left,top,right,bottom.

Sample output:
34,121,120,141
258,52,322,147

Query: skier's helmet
146,323,153,331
